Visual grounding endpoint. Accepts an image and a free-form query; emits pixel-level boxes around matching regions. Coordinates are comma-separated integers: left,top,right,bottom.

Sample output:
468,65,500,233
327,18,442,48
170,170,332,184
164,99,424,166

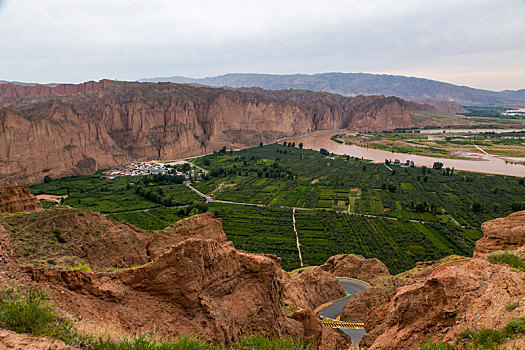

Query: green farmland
27,143,525,273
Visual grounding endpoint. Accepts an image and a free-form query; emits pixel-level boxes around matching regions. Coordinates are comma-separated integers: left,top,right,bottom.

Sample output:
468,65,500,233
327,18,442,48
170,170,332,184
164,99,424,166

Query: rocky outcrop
282,266,346,310
1,210,351,348
0,185,42,213
360,258,525,349
321,254,390,285
290,308,351,350
0,81,415,185
26,238,300,346
475,210,525,256
340,287,390,324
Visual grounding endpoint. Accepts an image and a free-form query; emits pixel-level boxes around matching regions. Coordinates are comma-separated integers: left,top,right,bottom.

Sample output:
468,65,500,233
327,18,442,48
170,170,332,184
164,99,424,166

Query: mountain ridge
139,72,525,106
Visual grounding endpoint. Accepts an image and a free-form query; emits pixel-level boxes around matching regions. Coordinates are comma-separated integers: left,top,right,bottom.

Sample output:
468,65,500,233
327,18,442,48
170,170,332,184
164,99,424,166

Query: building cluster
103,162,173,179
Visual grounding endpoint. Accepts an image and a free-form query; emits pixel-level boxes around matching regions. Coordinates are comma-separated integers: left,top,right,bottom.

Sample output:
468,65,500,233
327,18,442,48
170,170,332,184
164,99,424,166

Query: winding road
316,278,370,345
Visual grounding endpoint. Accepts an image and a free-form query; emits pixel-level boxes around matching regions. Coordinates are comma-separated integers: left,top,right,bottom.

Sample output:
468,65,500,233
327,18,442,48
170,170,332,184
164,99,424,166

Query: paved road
317,278,370,345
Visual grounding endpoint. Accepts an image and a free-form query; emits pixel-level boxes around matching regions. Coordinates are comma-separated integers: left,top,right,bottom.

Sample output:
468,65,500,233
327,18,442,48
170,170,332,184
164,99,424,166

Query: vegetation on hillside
420,315,525,349
0,286,315,350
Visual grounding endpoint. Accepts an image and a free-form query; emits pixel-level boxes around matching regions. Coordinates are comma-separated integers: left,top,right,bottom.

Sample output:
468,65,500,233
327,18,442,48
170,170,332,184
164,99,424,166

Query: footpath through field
185,181,477,229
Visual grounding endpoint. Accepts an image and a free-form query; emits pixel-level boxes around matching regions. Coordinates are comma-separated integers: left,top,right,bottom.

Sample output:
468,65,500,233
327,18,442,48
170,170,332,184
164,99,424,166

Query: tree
472,202,483,213
415,203,427,212
299,143,303,149
259,142,263,148
433,162,443,170
43,176,52,183
320,148,329,156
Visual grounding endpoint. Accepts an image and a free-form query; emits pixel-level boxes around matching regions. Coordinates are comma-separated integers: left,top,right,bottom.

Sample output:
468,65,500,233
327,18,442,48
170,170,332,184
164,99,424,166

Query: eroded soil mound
475,210,525,256
0,210,351,349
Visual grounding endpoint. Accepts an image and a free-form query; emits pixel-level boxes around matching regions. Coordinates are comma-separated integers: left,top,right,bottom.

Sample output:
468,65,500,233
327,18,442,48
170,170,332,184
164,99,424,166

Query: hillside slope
340,210,525,349
0,210,351,349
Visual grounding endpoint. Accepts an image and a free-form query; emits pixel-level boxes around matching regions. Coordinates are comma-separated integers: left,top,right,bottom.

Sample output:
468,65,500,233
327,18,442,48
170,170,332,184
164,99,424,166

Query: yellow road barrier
321,320,365,328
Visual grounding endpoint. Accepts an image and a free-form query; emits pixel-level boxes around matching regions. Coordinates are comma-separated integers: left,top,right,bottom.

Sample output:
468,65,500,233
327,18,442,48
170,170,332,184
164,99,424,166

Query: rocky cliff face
0,210,351,349
320,254,390,285
0,185,42,213
0,81,415,185
475,210,525,256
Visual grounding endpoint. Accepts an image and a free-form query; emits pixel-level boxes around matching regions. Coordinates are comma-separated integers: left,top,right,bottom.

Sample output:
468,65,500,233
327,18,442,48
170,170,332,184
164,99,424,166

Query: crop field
208,203,300,270
27,143,525,273
294,210,481,273
107,207,184,230
194,143,525,228
336,131,525,158
29,174,203,213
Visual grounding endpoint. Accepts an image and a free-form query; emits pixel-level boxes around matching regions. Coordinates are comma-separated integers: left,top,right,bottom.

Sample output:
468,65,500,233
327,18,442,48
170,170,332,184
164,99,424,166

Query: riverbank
282,131,525,177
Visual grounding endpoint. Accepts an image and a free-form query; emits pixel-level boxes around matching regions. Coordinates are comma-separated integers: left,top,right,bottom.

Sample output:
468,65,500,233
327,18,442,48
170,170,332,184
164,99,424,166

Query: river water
283,130,525,177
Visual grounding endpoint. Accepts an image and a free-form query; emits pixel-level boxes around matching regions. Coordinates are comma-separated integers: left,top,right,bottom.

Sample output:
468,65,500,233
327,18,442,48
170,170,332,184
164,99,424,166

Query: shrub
488,251,525,272
0,286,75,342
505,300,520,311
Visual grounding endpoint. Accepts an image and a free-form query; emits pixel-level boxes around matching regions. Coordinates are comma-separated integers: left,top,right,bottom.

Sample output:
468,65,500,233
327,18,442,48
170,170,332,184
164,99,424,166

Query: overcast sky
0,0,524,91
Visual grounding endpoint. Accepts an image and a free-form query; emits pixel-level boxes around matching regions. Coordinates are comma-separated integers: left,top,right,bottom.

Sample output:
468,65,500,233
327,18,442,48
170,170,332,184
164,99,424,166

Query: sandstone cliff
0,210,351,349
475,210,525,256
0,81,415,184
320,254,390,285
0,185,42,213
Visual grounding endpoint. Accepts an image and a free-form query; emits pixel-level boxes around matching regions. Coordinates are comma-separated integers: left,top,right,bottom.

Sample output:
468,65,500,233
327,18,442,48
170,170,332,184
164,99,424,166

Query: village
103,161,197,179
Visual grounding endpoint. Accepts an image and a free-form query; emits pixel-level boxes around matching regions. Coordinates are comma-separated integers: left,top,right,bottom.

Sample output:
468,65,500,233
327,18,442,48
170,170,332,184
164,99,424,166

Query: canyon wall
0,81,415,184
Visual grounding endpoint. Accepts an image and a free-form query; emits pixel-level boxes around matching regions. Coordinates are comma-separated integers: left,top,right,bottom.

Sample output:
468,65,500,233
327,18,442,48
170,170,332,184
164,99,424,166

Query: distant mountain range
140,73,525,106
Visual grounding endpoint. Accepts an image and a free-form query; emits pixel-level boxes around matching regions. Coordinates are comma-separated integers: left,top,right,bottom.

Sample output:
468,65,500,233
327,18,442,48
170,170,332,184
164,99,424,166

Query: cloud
0,0,524,90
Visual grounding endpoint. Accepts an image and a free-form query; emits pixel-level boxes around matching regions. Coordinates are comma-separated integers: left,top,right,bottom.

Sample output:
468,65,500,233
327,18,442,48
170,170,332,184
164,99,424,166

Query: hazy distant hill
140,73,525,106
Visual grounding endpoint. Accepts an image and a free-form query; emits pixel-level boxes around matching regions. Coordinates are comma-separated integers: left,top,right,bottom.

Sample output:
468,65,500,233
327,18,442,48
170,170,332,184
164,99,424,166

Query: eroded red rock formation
0,210,351,349
0,185,42,213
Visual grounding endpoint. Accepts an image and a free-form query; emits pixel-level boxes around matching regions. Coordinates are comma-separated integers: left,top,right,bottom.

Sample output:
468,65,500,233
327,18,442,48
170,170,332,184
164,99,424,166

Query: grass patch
421,316,525,349
488,251,525,272
0,286,76,343
506,300,520,312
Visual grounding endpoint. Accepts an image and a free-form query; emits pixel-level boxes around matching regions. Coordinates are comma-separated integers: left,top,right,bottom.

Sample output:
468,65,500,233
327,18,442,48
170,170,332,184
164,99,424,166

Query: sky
0,0,524,91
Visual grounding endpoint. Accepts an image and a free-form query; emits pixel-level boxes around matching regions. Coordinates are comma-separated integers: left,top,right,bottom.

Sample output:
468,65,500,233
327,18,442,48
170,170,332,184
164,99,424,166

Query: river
282,130,525,177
